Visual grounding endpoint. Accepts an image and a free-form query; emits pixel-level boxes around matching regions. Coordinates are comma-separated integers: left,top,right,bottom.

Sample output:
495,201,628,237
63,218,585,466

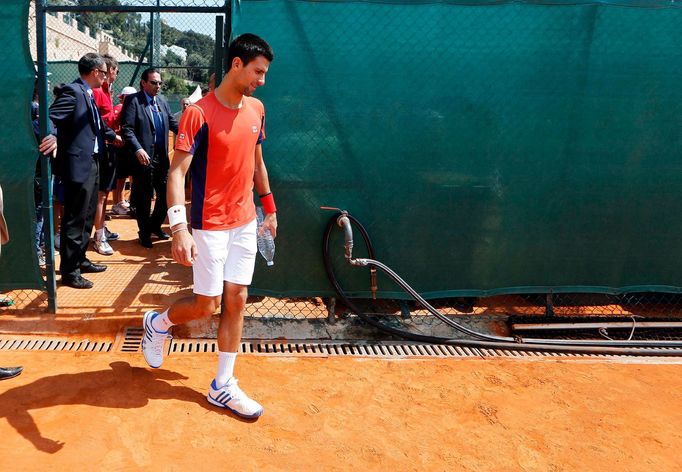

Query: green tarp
239,0,682,298
3,0,682,300
0,1,43,289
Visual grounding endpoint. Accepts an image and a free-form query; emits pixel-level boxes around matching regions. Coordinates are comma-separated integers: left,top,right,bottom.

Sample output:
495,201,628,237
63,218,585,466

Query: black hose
322,212,682,356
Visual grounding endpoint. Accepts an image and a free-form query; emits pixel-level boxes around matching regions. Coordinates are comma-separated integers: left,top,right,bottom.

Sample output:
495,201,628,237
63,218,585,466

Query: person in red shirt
109,86,137,217
91,54,121,256
141,34,277,419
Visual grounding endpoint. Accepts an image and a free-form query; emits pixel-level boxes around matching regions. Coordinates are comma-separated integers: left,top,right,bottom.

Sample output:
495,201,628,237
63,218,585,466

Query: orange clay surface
1,215,682,470
0,352,681,470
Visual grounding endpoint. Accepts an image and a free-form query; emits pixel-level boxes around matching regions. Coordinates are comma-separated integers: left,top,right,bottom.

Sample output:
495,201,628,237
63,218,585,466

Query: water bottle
256,206,275,266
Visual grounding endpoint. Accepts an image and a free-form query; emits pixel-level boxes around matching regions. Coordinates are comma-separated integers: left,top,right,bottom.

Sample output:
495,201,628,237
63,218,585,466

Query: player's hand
259,212,278,239
112,134,124,148
136,149,151,166
171,228,197,266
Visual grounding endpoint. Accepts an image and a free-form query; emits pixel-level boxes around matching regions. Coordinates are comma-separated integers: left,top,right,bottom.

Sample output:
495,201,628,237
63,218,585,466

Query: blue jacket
49,78,116,184
120,91,179,166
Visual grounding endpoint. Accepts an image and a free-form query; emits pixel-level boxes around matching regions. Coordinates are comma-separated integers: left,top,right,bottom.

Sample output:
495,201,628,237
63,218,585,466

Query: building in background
27,1,138,62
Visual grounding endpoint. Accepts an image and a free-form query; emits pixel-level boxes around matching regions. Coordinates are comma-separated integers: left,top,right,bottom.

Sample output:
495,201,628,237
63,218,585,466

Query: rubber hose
322,212,682,356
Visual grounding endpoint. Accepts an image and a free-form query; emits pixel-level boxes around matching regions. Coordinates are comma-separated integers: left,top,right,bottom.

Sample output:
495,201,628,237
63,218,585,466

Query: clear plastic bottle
256,206,275,266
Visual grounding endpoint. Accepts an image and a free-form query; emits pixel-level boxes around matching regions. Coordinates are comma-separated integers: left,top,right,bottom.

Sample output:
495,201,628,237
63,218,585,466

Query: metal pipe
36,0,57,313
45,6,225,13
514,321,682,331
322,206,379,300
336,213,354,262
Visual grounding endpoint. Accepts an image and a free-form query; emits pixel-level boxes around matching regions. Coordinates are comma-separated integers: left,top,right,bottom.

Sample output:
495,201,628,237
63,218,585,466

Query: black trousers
132,154,169,237
60,159,99,278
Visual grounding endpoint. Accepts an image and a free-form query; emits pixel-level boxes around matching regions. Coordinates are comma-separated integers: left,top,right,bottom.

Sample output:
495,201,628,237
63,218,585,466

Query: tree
186,53,210,84
163,50,184,67
176,31,214,60
162,73,191,98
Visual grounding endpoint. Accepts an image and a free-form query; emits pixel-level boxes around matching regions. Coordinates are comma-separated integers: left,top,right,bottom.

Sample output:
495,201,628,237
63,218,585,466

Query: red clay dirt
0,214,682,470
0,352,681,470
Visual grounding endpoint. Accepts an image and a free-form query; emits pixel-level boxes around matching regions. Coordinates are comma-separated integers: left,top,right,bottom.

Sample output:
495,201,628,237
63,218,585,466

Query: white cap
119,86,137,97
188,85,203,104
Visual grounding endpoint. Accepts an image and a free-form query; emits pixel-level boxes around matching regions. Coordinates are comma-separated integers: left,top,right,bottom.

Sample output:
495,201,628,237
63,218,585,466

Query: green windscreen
240,0,682,298
4,0,682,299
0,0,43,289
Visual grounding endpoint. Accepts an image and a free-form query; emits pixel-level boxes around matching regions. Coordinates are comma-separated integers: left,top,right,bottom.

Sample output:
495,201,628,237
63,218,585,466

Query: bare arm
167,149,193,211
254,144,277,238
167,149,196,266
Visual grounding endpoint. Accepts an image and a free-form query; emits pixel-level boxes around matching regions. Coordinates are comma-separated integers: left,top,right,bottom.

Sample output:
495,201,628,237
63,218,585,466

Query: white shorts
192,219,258,297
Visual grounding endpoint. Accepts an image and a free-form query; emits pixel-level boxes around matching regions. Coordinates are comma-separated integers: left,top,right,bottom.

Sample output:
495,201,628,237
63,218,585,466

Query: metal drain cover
0,336,111,353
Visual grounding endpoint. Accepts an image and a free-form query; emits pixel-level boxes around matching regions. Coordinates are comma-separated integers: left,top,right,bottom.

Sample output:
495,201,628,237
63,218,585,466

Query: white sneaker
142,310,171,368
121,200,131,209
94,239,114,256
207,377,264,419
111,202,129,215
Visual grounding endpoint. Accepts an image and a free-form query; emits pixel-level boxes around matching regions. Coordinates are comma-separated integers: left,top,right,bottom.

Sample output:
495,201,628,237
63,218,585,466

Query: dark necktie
151,98,165,151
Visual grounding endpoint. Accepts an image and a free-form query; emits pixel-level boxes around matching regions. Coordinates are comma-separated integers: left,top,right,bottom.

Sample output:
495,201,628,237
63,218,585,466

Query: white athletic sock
151,309,173,333
215,352,237,387
95,228,105,242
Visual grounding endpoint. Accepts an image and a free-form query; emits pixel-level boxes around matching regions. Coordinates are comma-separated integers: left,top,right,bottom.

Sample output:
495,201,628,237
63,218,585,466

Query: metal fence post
214,15,224,87
36,0,57,313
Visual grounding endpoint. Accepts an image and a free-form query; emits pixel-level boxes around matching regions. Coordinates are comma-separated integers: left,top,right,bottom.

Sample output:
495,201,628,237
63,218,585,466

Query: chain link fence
18,1,682,338
234,0,682,332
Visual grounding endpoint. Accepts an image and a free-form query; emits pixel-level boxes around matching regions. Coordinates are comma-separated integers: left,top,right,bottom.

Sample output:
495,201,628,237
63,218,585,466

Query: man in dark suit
49,53,120,289
121,68,179,248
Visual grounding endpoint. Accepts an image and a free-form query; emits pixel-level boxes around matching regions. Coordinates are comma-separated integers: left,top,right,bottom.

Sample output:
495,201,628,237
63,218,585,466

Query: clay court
1,349,682,470
1,216,682,470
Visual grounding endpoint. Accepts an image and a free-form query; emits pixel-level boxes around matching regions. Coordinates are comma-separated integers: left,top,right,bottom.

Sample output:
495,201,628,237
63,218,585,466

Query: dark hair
141,68,161,82
102,53,118,71
78,53,104,76
228,33,273,67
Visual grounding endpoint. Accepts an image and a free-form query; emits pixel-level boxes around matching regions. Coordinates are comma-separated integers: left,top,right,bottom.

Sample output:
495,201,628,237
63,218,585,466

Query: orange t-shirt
175,93,265,230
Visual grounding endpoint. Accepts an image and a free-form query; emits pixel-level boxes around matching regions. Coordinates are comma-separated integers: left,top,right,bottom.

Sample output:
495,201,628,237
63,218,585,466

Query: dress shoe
61,275,94,289
152,229,170,240
139,235,153,248
0,366,23,380
80,262,107,273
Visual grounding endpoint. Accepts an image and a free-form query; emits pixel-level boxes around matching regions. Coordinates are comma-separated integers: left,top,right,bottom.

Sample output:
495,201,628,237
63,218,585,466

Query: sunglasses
148,80,163,86
96,68,108,77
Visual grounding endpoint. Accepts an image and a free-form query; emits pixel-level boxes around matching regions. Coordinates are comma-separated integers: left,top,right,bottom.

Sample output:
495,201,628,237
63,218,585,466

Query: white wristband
167,204,188,227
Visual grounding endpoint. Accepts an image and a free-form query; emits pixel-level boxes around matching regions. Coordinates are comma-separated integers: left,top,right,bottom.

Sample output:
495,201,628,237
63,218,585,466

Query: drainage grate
118,327,144,353
167,339,485,358
0,336,112,353
116,328,682,360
